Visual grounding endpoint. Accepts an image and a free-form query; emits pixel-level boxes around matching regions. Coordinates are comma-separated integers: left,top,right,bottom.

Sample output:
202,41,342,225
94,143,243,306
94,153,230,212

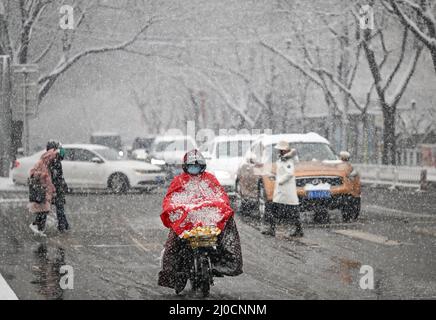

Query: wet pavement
0,188,435,300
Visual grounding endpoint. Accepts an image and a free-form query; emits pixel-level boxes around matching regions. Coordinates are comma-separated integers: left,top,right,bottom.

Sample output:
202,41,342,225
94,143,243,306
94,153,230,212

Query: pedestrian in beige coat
262,141,303,237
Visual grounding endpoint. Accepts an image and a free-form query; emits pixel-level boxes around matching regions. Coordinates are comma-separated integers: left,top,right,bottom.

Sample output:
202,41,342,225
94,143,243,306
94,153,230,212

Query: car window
90,135,121,150
253,142,262,160
246,142,262,162
265,143,337,162
73,149,97,162
63,148,74,161
217,141,253,158
153,139,195,153
199,142,210,153
133,138,154,150
94,148,121,161
199,142,214,156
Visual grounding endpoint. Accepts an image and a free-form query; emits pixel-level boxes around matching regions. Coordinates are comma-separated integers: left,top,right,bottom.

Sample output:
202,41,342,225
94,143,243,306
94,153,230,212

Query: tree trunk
382,104,396,165
431,47,436,74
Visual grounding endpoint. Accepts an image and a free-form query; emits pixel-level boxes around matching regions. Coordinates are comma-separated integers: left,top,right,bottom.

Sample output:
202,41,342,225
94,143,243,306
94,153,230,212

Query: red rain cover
161,172,234,236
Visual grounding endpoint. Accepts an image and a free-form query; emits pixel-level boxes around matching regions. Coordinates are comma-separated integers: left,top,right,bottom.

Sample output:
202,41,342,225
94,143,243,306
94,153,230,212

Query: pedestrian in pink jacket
28,149,58,236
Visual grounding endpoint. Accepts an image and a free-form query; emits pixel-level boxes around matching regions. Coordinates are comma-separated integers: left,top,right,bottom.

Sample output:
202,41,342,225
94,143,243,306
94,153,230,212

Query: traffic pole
0,55,12,177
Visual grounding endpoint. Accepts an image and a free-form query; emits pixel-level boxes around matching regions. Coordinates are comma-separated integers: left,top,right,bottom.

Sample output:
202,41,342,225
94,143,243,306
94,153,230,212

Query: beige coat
273,150,299,205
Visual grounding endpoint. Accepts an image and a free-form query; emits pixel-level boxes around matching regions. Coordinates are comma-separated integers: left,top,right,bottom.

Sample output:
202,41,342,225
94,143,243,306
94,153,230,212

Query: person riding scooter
158,149,243,295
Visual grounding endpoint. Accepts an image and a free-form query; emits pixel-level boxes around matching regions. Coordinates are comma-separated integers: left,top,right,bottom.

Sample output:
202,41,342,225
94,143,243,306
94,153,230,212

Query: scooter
185,234,218,297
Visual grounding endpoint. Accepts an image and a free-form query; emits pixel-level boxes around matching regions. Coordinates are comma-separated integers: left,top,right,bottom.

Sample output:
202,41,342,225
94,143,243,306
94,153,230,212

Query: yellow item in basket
182,225,221,239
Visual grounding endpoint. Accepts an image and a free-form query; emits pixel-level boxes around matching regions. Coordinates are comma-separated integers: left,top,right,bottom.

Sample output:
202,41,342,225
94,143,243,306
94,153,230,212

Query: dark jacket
48,155,68,205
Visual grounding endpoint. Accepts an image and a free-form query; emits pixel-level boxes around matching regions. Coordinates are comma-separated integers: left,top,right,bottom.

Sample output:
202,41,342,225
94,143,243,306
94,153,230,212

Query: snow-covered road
0,188,435,300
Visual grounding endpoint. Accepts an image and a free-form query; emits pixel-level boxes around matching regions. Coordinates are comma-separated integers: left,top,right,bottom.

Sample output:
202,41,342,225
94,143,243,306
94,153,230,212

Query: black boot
289,223,304,238
174,272,188,294
261,225,276,236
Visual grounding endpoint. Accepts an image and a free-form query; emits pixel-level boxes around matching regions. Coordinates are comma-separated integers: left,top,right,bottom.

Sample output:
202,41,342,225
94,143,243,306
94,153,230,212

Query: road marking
0,273,18,300
72,244,137,249
411,226,436,238
0,198,27,204
305,222,364,229
130,236,150,252
334,229,401,246
364,205,436,219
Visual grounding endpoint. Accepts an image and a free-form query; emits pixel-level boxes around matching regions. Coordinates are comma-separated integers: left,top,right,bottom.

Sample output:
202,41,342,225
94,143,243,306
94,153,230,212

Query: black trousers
33,212,48,231
266,202,302,230
55,202,69,231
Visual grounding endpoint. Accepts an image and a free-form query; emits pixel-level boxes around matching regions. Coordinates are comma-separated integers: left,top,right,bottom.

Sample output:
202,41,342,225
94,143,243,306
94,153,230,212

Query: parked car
132,136,156,152
234,133,361,222
200,134,259,193
130,136,156,161
149,135,197,179
90,132,125,157
12,144,166,193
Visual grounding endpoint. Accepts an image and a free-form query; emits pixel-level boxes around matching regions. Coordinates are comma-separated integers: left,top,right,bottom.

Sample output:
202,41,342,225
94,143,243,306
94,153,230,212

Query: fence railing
354,164,436,190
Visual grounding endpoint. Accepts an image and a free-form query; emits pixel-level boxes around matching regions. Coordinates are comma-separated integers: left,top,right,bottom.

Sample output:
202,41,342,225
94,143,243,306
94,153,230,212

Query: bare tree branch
38,19,153,102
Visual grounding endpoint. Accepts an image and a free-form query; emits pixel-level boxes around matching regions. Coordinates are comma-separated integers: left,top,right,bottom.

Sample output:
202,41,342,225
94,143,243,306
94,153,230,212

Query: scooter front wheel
200,259,211,298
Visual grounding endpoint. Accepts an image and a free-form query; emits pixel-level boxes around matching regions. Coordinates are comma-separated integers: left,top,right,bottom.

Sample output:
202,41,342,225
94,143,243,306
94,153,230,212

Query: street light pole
23,70,29,155
0,55,12,177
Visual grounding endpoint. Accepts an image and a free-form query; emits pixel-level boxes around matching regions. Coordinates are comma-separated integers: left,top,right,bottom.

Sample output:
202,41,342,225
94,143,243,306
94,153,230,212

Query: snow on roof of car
63,144,109,150
213,134,260,143
154,135,196,142
90,132,120,136
259,133,330,146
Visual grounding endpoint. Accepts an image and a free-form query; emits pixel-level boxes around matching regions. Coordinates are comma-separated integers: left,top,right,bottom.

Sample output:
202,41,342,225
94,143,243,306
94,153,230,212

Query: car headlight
151,158,166,165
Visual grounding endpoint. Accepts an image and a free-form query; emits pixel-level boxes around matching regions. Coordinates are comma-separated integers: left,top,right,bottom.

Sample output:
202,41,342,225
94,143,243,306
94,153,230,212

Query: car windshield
94,148,122,161
90,135,121,150
265,143,337,162
133,138,154,150
216,141,253,158
153,139,195,153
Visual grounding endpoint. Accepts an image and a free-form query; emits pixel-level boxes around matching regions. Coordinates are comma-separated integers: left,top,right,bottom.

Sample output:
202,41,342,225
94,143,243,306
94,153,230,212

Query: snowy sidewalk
0,176,26,193
0,176,27,209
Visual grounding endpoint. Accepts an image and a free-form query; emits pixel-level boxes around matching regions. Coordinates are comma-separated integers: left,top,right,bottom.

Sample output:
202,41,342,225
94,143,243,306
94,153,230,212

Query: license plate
307,190,331,199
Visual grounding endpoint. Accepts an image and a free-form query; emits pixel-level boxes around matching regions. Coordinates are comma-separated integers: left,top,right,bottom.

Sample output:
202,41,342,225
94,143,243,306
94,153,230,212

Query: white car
149,135,197,178
150,135,197,165
200,134,259,192
12,144,166,193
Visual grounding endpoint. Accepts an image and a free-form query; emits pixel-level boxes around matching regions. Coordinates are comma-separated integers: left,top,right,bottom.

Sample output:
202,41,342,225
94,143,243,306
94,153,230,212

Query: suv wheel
109,173,129,194
313,208,330,224
342,197,361,222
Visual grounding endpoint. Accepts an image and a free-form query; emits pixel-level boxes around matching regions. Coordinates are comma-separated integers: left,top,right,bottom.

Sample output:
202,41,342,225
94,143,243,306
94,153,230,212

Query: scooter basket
187,235,218,249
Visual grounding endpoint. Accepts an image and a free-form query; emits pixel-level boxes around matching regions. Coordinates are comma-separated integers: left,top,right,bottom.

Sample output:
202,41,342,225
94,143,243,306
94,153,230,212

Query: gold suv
235,133,361,222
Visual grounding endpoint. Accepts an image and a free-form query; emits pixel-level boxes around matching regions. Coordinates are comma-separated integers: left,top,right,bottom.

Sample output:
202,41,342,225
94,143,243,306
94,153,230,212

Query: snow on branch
388,0,436,49
37,19,153,103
